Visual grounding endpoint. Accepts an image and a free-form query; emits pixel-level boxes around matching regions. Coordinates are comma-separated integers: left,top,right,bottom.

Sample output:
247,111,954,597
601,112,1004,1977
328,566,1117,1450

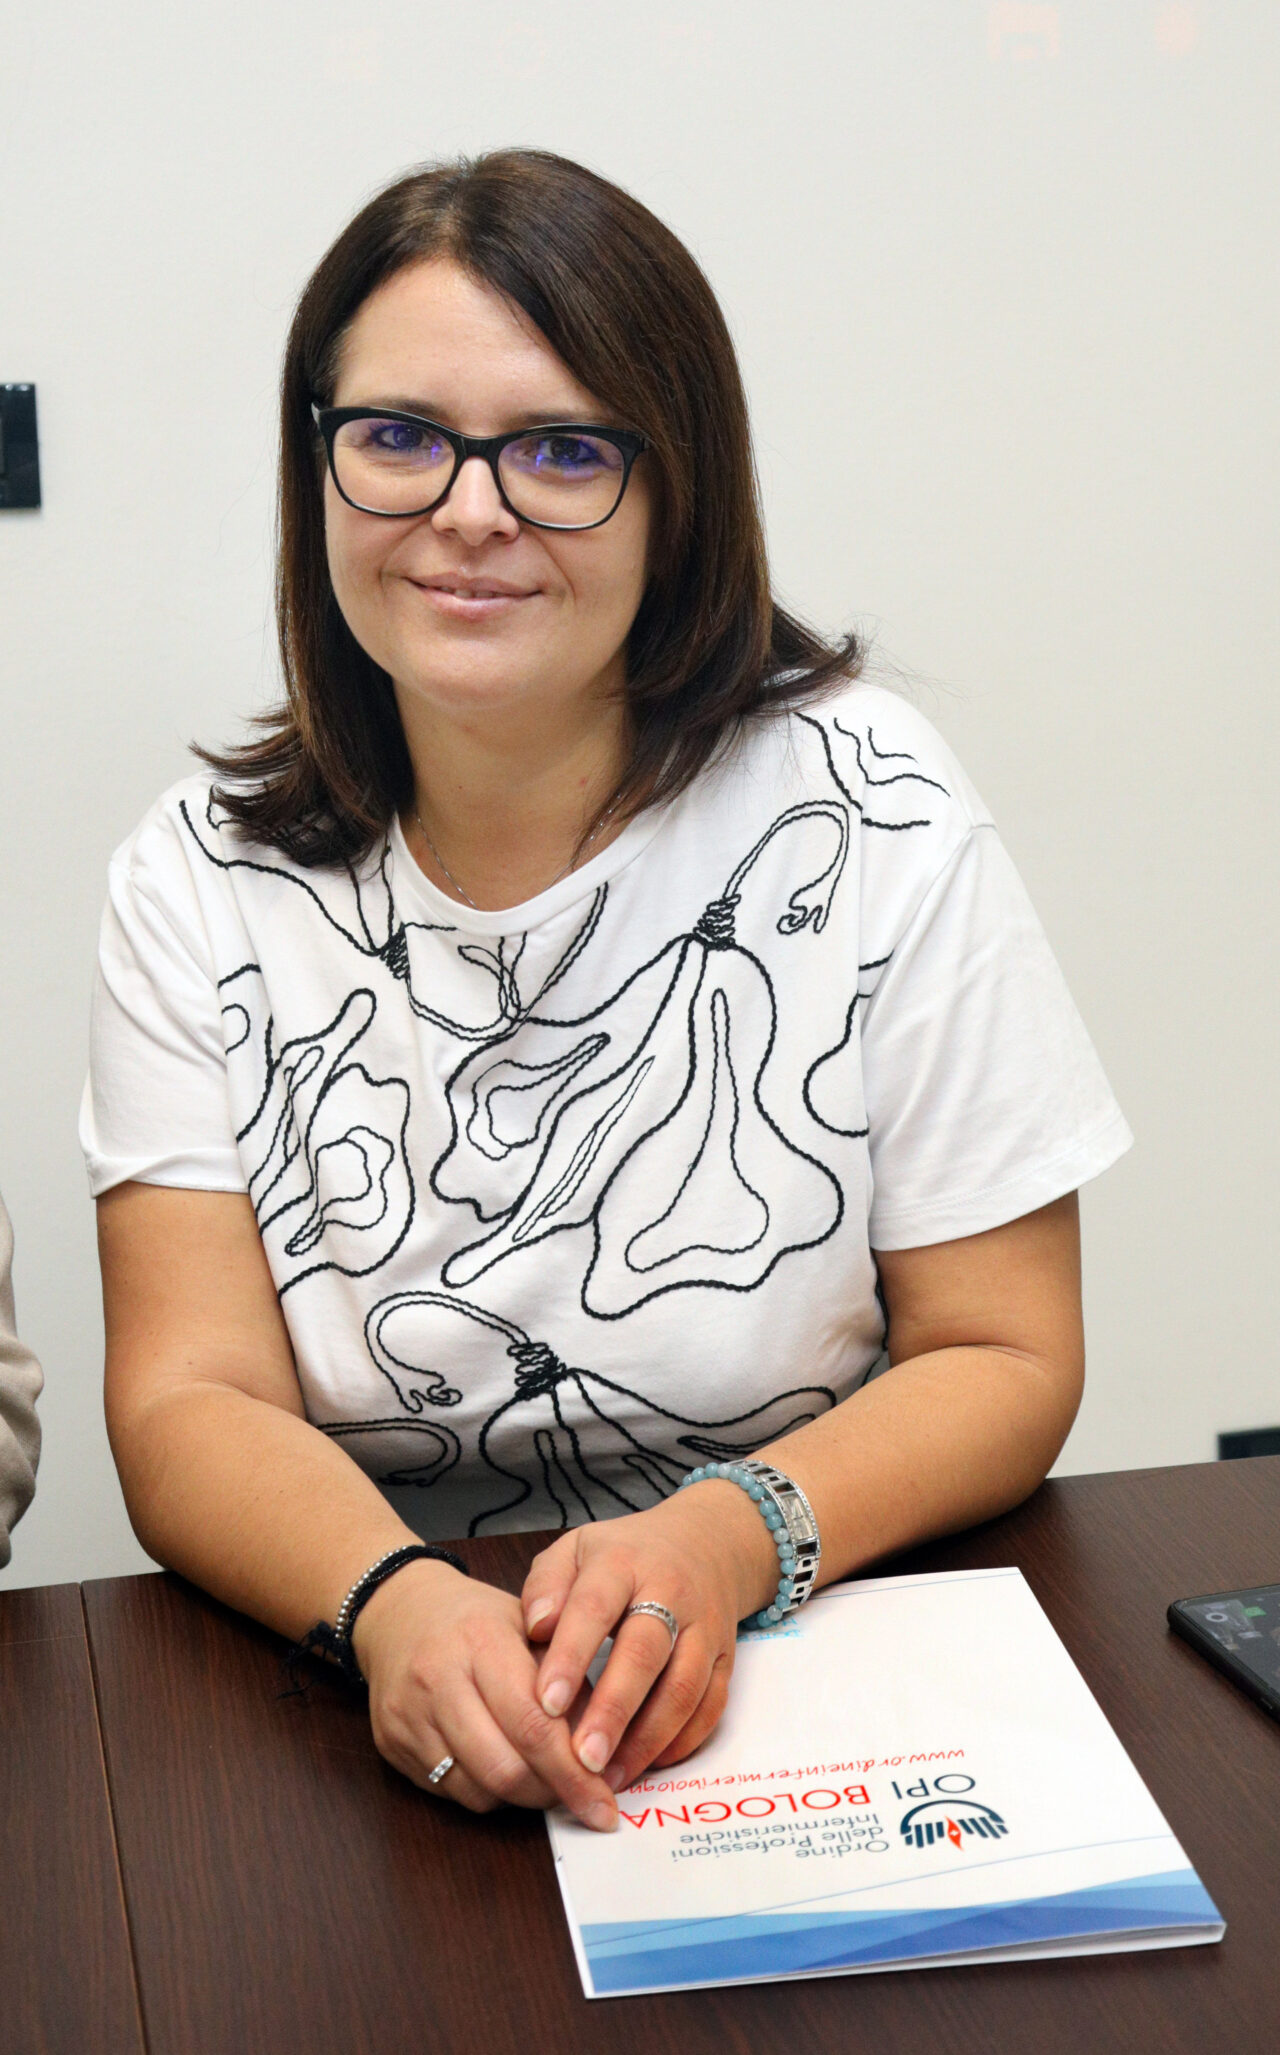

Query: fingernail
526,1597,553,1629
606,1761,630,1792
584,1801,618,1833
577,1730,609,1774
541,1678,572,1718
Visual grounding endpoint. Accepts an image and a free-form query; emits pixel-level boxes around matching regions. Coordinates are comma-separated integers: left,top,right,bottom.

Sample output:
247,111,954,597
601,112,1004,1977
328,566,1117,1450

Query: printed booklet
547,1566,1223,1998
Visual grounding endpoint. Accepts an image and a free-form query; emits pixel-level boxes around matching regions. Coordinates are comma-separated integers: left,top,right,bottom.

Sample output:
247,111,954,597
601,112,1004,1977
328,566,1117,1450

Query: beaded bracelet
678,1459,821,1628
289,1543,468,1688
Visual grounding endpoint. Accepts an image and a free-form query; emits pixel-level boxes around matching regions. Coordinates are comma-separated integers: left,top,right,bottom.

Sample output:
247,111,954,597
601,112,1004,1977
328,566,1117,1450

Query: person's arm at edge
0,1192,42,1568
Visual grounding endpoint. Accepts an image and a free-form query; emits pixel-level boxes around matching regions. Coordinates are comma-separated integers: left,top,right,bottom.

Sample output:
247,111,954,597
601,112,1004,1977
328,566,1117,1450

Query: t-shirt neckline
385,798,669,934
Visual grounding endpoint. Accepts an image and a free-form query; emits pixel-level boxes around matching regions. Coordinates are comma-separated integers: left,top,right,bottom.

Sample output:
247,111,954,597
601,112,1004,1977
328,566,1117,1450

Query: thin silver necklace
412,798,618,910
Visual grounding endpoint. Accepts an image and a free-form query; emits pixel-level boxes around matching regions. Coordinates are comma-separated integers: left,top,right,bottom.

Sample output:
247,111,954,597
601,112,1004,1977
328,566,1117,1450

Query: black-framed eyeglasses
312,405,648,531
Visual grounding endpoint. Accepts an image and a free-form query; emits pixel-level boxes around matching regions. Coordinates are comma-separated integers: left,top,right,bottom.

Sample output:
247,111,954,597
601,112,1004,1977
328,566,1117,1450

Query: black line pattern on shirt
323,1417,462,1489
833,719,951,798
431,801,852,1315
219,969,415,1293
864,725,924,764
346,1286,836,1532
184,789,607,1043
220,963,256,1056
796,711,943,829
802,952,893,1140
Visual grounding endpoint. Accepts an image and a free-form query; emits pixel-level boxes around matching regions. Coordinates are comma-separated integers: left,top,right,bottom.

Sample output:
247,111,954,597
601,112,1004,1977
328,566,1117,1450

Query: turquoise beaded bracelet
678,1458,822,1629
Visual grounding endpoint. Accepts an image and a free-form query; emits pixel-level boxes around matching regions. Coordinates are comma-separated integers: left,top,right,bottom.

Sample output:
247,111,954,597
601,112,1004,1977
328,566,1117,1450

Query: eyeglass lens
330,417,628,526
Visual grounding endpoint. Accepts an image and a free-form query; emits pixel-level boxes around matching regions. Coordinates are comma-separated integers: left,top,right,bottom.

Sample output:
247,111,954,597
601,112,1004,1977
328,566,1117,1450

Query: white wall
2,0,1277,1588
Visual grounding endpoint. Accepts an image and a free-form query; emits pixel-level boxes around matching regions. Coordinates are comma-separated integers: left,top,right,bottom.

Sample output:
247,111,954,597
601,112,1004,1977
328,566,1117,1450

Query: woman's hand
521,1483,778,1794
350,1558,621,1829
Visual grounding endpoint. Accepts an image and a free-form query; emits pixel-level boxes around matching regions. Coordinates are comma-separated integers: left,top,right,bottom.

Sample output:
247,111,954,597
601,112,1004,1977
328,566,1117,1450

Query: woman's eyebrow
352,396,603,429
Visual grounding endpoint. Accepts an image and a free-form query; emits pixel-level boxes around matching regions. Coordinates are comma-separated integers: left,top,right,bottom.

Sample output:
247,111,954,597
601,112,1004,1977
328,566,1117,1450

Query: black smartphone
1168,1581,1280,1720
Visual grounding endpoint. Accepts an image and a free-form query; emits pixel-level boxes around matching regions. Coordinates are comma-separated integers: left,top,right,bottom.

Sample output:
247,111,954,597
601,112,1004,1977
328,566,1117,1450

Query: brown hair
201,149,861,865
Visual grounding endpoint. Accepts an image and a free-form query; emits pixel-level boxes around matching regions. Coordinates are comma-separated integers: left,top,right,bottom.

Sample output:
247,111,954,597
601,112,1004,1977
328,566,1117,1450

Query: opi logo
900,1797,1009,1850
893,1773,1008,1851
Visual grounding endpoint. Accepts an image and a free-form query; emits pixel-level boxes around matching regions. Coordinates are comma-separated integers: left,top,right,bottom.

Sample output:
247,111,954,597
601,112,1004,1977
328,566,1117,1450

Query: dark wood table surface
7,1457,1280,2053
1,1585,143,2055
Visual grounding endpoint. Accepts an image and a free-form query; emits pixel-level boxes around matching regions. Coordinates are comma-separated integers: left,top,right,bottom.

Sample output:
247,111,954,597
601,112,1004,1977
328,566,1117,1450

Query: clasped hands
350,1482,776,1830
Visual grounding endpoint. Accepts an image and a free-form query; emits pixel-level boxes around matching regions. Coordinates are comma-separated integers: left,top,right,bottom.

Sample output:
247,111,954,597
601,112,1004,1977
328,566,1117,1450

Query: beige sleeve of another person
0,1192,42,1566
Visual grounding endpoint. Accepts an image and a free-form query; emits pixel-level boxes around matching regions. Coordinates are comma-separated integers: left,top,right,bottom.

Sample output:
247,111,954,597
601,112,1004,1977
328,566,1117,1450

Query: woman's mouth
408,575,538,619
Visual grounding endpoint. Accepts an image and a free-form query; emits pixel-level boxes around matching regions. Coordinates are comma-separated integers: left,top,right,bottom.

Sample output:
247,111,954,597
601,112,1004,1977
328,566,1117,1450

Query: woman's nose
430,455,520,545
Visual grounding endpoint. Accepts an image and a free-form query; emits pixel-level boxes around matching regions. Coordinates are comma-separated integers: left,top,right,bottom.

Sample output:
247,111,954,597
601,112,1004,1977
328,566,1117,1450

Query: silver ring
426,1754,455,1787
624,1601,680,1651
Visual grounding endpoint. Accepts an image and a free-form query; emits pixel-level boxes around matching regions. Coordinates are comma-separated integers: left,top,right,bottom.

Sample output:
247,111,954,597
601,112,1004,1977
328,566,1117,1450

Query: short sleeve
80,830,246,1198
863,824,1131,1250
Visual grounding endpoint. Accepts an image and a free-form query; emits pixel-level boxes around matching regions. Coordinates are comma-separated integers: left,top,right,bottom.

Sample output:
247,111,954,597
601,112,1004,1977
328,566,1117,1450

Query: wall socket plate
1218,1428,1280,1460
0,384,40,507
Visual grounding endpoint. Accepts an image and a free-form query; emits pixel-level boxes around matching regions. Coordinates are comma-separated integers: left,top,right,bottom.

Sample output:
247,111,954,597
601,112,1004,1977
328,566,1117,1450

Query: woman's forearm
738,1197,1087,1604
98,1184,450,1643
110,1380,429,1642
111,1335,1075,1642
753,1340,1081,1599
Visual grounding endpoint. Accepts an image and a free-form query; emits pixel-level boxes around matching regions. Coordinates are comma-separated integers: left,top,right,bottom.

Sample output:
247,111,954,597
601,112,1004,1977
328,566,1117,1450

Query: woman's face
325,257,652,740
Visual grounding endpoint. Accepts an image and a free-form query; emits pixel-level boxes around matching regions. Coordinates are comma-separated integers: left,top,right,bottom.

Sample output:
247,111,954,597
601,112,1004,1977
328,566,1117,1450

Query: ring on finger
624,1601,680,1653
426,1753,455,1787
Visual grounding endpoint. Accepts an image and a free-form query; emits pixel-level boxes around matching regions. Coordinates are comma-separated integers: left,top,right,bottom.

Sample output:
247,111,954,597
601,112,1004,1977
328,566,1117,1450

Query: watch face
786,1503,819,1545
1186,1585,1280,1692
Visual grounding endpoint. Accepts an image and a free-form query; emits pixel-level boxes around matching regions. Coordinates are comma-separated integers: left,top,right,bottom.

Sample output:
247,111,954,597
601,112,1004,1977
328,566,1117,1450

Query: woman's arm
757,1187,1084,1573
99,1181,621,1829
522,1193,1085,1790
100,1182,412,1634
0,1191,42,1566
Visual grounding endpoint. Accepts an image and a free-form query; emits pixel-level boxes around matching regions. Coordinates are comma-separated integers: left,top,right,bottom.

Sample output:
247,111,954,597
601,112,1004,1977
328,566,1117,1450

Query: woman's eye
346,418,450,465
369,421,427,453
518,433,617,475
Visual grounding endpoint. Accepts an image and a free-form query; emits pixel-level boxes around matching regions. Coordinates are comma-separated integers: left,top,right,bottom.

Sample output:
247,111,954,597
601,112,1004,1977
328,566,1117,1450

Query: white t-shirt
82,683,1130,1542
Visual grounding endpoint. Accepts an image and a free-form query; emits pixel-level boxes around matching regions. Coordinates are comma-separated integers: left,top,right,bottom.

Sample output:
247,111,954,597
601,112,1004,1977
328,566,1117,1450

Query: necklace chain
412,799,618,911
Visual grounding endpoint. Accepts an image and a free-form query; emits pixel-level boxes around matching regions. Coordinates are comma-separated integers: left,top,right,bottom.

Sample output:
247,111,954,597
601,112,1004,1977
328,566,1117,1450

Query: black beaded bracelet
290,1544,468,1688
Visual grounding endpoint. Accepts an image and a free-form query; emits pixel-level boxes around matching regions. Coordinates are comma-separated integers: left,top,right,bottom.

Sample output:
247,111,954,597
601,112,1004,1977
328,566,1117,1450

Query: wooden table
6,1457,1280,2053
1,1585,143,2054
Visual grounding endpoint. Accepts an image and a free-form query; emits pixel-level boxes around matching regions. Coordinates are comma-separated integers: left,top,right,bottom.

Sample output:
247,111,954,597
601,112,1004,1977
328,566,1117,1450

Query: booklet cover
547,1567,1223,1998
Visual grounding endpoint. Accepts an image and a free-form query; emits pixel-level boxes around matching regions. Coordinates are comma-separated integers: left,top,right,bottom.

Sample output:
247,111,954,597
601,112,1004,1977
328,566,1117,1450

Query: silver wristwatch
740,1458,822,1612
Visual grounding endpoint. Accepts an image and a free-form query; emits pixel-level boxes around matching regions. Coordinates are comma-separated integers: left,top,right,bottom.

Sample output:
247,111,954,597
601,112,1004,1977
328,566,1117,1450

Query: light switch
0,384,40,508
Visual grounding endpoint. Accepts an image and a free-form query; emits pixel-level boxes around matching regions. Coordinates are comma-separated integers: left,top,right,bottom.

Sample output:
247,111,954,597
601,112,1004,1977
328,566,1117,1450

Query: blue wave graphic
581,1868,1221,1994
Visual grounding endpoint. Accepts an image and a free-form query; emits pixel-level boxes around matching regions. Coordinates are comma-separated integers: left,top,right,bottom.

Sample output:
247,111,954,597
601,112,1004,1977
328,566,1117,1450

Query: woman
83,150,1129,1835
